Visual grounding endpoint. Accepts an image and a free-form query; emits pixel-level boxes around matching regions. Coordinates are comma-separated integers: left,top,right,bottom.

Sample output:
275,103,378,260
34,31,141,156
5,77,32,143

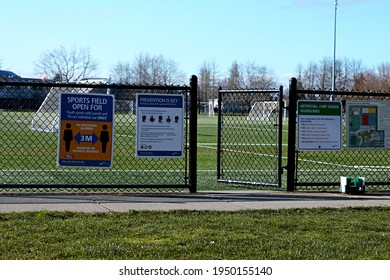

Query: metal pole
189,75,198,193
216,87,222,180
286,78,297,192
332,0,338,92
278,85,284,188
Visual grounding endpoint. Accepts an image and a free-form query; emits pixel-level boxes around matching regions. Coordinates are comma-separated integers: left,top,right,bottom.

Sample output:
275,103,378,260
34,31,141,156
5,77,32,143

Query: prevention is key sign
136,93,184,158
58,92,114,167
297,100,342,151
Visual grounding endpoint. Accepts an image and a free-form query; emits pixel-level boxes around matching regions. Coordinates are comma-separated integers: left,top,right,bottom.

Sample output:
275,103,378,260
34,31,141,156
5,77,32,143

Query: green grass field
2,207,390,260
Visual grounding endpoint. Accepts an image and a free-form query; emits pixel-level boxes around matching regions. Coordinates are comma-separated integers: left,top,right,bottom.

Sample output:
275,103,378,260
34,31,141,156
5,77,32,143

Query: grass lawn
1,207,390,260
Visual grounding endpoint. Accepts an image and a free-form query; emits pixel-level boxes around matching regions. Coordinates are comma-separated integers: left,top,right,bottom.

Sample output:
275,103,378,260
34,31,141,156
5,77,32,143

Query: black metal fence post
217,87,222,180
278,85,284,188
189,75,198,193
286,78,298,191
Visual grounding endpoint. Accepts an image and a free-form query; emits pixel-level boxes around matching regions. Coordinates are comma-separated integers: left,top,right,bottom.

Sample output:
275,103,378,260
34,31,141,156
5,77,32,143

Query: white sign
136,94,184,158
297,101,342,151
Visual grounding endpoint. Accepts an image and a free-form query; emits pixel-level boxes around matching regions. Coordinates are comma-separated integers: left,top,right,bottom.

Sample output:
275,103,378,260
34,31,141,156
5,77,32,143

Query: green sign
298,101,342,115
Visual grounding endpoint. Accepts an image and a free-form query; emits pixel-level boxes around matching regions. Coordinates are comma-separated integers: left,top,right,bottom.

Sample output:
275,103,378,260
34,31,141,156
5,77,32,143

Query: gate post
278,85,284,188
286,78,298,191
217,87,222,180
189,75,198,193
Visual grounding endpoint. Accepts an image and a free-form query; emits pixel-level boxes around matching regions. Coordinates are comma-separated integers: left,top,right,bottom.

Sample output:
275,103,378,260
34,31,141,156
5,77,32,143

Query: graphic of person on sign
100,124,110,153
63,123,73,152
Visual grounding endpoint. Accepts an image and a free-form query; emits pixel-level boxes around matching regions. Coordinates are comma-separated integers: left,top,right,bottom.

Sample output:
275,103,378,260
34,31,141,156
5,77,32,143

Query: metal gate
217,87,284,188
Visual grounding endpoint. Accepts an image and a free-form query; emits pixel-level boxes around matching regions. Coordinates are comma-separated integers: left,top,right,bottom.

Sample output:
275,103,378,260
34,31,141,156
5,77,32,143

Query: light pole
332,0,338,92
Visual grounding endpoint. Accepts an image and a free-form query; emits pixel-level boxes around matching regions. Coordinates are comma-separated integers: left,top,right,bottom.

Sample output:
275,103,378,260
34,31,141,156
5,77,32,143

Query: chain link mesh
218,89,281,187
294,91,390,191
0,81,190,193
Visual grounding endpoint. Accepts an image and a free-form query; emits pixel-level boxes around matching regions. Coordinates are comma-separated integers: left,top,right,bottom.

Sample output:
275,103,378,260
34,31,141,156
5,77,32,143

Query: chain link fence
3,76,390,193
0,78,197,193
287,78,390,191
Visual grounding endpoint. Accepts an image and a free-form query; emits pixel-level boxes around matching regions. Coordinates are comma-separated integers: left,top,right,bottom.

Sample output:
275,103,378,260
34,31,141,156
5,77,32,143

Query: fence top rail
219,88,281,94
296,89,390,97
0,80,191,91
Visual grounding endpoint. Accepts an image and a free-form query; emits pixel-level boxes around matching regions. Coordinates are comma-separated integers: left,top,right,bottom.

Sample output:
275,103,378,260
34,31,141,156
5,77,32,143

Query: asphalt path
1,191,390,212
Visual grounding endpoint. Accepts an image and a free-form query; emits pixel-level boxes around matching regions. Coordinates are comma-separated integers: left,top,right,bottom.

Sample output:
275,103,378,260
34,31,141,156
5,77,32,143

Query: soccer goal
30,78,110,132
30,87,67,132
247,101,279,122
208,98,218,117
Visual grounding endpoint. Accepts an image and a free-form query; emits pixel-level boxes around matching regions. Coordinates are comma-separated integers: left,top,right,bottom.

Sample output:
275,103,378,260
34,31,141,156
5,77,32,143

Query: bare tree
226,61,243,88
349,58,365,89
317,57,332,89
302,61,318,90
131,53,150,84
243,61,276,89
353,63,390,92
199,62,211,102
377,62,390,91
111,61,132,83
111,53,186,85
353,72,373,91
35,45,98,82
297,57,369,91
223,60,277,90
198,61,220,102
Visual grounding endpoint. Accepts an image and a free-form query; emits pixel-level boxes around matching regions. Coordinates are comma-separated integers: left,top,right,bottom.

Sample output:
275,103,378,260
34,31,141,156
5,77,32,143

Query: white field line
199,143,390,171
200,144,279,159
116,134,134,138
223,125,289,133
297,157,390,171
198,143,287,147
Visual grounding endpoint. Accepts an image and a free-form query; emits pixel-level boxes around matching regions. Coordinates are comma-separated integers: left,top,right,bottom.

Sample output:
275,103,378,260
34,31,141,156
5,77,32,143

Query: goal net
30,87,71,132
247,101,279,122
30,78,110,133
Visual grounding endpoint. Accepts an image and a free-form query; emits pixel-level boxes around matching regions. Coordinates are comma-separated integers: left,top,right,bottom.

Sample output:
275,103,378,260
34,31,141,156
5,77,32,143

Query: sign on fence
297,100,342,151
346,100,388,150
136,94,184,158
58,92,114,167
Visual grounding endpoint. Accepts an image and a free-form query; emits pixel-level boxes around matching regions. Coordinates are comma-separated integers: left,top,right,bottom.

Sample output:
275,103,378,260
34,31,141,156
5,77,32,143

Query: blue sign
58,92,114,167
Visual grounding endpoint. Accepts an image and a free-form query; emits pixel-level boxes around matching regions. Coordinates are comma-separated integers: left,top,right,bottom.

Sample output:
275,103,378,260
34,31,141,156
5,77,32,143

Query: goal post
247,101,279,122
208,98,218,117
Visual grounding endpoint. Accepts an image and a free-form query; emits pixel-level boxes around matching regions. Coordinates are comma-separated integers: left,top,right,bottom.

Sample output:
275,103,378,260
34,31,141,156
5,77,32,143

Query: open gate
217,87,284,188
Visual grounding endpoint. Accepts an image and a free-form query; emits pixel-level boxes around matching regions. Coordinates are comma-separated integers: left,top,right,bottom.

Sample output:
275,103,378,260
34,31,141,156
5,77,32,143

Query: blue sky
1,0,389,86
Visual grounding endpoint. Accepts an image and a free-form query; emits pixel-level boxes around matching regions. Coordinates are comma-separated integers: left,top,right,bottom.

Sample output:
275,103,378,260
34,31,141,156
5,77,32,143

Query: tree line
29,45,390,102
296,57,390,92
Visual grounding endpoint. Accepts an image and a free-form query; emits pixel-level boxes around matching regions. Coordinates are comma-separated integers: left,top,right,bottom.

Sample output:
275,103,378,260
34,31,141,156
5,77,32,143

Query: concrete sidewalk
1,191,390,212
